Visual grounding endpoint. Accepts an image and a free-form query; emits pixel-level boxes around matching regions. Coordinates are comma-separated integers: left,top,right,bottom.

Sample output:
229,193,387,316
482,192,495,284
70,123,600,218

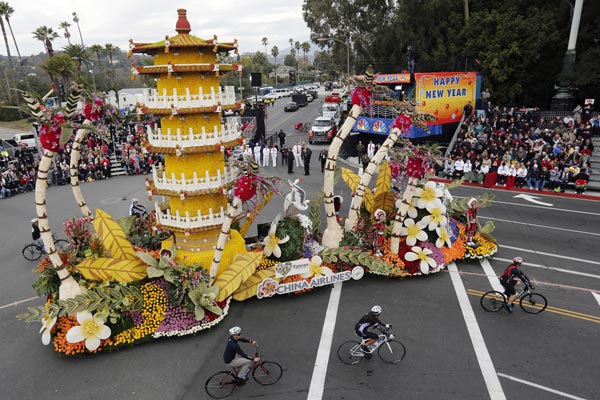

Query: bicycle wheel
205,371,237,399
480,291,506,312
519,293,548,314
252,361,283,385
22,244,43,261
54,239,70,253
378,340,407,364
336,341,364,365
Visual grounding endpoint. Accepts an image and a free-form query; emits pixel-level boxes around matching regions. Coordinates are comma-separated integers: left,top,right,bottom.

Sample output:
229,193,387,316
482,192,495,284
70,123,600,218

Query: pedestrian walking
319,148,328,173
278,129,286,148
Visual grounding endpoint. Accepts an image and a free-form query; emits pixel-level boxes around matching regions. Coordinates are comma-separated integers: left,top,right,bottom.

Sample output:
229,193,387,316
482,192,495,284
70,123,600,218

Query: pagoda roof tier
155,202,225,233
136,63,242,75
151,165,238,195
146,124,242,151
131,35,237,55
141,86,238,111
145,138,241,155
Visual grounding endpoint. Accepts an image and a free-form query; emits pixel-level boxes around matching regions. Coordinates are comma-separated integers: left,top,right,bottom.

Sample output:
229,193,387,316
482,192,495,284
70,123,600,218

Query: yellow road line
466,289,600,324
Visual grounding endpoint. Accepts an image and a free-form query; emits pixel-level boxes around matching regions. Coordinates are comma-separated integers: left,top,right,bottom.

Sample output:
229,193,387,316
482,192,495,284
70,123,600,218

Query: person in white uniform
270,145,278,167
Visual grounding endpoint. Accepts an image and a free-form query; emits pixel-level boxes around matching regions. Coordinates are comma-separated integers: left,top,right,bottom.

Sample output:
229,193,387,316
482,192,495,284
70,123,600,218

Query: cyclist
355,305,390,352
223,327,258,383
500,257,532,313
31,218,42,247
129,198,147,218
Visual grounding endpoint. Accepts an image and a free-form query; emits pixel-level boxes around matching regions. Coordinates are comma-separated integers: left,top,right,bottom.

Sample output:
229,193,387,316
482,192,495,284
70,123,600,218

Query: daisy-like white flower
421,199,447,231
395,197,419,219
414,181,443,209
435,226,452,248
302,255,333,278
39,315,57,345
404,245,437,274
263,214,290,258
66,311,111,351
400,218,428,246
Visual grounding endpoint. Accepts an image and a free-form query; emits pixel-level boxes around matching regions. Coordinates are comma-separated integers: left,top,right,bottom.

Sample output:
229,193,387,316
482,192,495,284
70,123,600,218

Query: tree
32,26,59,58
1,2,22,65
261,36,268,55
284,53,296,68
0,1,12,67
301,41,311,64
271,45,279,84
59,21,71,45
89,44,104,68
38,53,76,101
63,43,89,75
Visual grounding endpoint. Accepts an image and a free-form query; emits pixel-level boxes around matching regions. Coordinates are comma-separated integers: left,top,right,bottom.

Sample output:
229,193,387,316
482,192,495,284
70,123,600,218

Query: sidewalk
338,156,600,201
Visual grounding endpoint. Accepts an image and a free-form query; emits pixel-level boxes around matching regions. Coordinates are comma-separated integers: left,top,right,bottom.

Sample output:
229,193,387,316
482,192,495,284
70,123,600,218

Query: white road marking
498,245,600,266
480,216,600,237
0,296,38,311
455,195,600,215
592,292,600,307
447,263,506,400
497,373,588,400
307,282,342,400
514,194,553,207
493,257,600,280
479,259,504,292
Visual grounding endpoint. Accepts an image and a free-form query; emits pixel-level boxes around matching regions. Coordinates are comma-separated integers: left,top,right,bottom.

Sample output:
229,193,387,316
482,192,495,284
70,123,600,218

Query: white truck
321,95,342,127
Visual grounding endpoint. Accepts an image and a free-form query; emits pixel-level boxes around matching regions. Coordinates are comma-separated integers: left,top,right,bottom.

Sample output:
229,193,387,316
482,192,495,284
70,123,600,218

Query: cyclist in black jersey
355,305,390,352
223,326,258,382
500,257,532,313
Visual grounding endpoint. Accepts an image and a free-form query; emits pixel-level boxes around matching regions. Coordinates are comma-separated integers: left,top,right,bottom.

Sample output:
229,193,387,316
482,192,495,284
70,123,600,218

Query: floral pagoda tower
129,9,246,270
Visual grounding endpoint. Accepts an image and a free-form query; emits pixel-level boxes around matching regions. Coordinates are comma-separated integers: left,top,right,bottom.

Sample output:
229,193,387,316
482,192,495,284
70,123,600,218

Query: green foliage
308,191,323,237
319,247,399,276
274,216,305,262
32,267,61,298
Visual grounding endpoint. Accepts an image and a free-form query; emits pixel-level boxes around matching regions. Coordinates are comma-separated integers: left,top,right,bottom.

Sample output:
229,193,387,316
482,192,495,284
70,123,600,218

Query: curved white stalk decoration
321,105,362,249
69,120,93,219
344,127,402,232
209,196,243,284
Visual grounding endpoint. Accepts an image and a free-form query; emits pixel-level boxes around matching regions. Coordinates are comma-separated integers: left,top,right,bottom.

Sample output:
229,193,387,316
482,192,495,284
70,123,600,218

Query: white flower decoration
421,199,447,231
40,315,57,345
66,311,111,351
263,214,290,258
396,197,419,219
302,256,333,278
435,226,452,248
404,246,437,274
400,218,428,246
414,181,443,209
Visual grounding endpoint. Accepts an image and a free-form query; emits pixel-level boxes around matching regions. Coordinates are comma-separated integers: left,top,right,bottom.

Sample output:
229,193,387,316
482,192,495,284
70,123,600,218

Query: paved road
1,93,599,400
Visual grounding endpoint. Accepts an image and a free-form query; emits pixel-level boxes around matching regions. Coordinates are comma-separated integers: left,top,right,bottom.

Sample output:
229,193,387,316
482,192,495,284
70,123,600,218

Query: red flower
39,122,62,152
83,97,104,121
233,176,257,201
351,87,372,109
406,157,425,178
392,114,412,133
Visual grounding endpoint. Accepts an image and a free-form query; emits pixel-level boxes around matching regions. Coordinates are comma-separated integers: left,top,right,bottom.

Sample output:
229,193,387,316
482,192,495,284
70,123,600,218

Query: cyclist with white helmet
129,198,147,218
500,257,532,313
223,326,258,382
31,218,42,247
355,305,390,352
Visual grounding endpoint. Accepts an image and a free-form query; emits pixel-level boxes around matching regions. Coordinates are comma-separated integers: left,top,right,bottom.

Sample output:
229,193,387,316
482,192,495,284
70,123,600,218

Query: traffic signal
58,83,66,99
289,71,296,85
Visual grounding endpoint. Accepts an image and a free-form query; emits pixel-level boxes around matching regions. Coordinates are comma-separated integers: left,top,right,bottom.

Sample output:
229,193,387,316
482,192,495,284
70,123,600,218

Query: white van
272,88,292,98
13,133,37,149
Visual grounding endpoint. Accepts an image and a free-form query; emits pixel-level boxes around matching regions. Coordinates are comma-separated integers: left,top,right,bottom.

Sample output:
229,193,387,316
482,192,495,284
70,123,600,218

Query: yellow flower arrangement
464,233,498,259
256,257,277,271
112,282,166,345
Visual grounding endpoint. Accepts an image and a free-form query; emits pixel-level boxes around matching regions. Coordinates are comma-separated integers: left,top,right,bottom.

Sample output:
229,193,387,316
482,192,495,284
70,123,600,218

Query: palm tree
1,3,22,65
104,43,117,86
261,37,268,55
63,43,89,75
271,45,279,84
0,2,13,67
32,26,59,58
38,53,75,101
59,21,72,45
294,41,301,80
301,41,310,64
89,44,104,68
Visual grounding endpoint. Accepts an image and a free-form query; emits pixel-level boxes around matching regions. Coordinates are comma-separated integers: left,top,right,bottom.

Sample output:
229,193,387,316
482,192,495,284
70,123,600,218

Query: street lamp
72,12,84,46
317,36,350,79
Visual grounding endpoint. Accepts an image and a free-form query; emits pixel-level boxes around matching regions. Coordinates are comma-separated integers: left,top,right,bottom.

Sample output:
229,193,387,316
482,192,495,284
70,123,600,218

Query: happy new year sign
415,72,478,125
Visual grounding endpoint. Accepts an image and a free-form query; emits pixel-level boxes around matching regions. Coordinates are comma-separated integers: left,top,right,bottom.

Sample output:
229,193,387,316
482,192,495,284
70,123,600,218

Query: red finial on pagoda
175,9,191,34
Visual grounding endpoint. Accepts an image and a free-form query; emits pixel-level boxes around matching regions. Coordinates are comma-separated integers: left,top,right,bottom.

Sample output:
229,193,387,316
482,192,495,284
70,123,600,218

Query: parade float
18,9,497,356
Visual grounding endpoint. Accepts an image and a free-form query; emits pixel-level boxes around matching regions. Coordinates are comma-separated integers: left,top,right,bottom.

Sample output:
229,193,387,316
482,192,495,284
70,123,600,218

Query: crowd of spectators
441,103,597,194
1,119,162,200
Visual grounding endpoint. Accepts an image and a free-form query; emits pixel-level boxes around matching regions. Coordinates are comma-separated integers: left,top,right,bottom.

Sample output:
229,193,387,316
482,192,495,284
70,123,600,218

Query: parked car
284,101,299,112
264,93,280,100
307,90,318,100
308,117,337,144
292,93,308,107
306,94,313,102
13,133,36,149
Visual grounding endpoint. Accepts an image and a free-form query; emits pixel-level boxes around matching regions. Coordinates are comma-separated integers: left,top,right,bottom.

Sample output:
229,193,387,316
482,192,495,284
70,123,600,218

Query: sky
2,0,313,58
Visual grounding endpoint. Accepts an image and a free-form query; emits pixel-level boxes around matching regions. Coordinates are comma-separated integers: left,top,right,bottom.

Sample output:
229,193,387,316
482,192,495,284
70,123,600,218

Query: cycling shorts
501,279,516,295
355,326,378,340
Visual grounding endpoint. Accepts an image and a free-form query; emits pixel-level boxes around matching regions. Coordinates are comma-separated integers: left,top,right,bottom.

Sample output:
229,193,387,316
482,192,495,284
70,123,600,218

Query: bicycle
204,345,283,399
480,283,547,314
337,324,406,365
22,239,70,261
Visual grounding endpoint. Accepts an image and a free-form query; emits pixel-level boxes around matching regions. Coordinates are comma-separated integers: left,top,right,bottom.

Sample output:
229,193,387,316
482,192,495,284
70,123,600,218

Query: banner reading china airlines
414,72,478,125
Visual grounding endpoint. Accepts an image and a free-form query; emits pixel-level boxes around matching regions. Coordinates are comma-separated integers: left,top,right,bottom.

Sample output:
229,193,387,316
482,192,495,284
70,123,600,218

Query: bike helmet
132,198,139,203
370,305,382,315
512,257,523,265
229,326,242,335
31,218,38,223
